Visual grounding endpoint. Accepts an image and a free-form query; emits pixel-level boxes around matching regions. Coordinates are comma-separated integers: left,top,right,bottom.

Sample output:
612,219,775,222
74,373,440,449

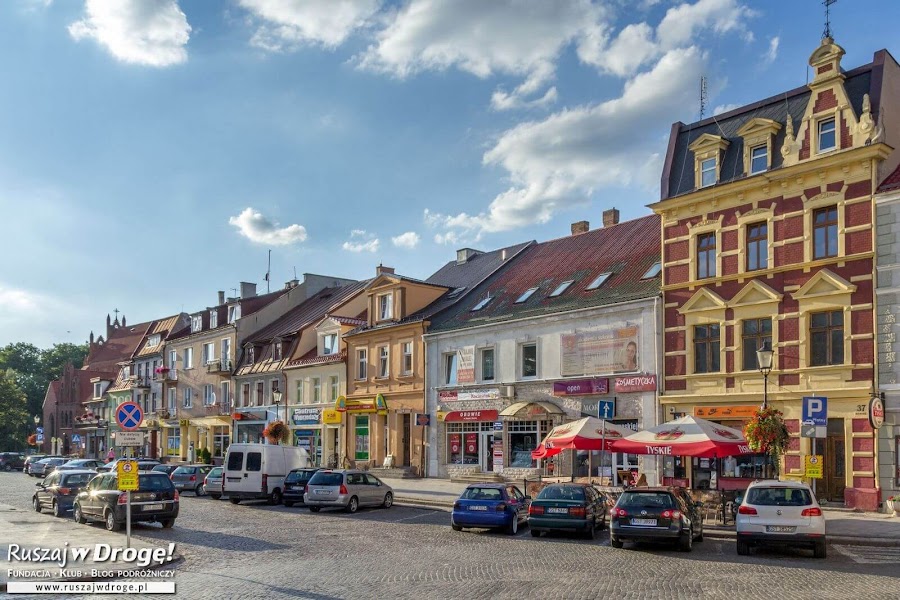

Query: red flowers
263,420,289,444
743,407,789,457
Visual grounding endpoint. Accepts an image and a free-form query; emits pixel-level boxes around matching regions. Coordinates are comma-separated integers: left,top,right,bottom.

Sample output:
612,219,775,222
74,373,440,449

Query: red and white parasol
609,415,753,458
531,417,634,459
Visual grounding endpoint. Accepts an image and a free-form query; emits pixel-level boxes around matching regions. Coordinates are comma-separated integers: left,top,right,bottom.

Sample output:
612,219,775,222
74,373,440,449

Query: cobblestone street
2,473,899,599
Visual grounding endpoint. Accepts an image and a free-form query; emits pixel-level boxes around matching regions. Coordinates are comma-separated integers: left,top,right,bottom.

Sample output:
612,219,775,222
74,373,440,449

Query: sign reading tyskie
614,374,657,393
552,378,609,396
869,395,885,429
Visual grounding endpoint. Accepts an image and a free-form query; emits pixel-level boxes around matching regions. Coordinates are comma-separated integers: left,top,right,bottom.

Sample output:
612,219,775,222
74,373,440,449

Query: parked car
171,465,213,496
282,468,321,507
152,464,178,477
32,469,96,517
671,487,704,541
527,483,606,539
0,452,26,471
609,487,702,552
56,459,104,472
73,471,179,531
304,469,393,514
204,467,224,500
29,457,68,478
224,443,311,505
23,454,47,474
450,483,531,535
735,479,826,558
97,459,161,473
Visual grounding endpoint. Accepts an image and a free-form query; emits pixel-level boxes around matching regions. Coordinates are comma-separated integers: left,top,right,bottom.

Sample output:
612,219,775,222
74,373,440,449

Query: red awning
443,409,498,422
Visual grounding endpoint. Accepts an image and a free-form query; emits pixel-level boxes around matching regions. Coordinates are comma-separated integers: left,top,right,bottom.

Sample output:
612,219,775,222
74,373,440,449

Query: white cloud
391,231,420,249
0,285,44,314
228,208,308,245
342,229,380,253
239,0,381,51
764,36,779,65
434,231,459,246
68,0,191,67
427,47,707,238
713,103,740,116
656,0,755,49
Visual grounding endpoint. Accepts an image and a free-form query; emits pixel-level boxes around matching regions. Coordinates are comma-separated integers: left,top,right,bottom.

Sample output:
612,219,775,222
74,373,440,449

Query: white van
224,443,311,505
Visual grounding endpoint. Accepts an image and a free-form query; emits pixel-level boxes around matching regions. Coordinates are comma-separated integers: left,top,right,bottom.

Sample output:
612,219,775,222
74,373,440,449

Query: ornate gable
791,269,856,301
679,287,727,315
731,280,782,307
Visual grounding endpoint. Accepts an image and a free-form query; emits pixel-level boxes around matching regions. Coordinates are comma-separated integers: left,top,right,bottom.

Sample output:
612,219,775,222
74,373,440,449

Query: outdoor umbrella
609,415,753,458
531,417,634,459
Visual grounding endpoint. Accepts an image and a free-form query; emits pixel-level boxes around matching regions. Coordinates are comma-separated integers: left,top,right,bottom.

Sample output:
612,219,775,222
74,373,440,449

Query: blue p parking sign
802,396,827,438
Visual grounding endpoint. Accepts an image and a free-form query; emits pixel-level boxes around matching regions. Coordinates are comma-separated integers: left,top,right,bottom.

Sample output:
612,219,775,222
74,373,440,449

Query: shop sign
805,455,823,479
322,409,342,425
457,346,476,384
465,433,477,453
443,410,499,423
614,374,657,393
553,378,609,396
292,408,321,426
869,395,885,429
439,389,501,402
449,434,461,454
693,405,758,419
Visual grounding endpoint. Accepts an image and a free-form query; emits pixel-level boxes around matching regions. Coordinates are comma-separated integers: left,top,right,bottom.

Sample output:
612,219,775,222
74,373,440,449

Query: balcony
155,409,172,419
205,402,231,417
134,377,151,389
206,359,233,375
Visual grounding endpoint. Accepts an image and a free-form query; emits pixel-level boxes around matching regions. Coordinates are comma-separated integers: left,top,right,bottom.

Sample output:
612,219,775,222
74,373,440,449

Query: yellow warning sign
117,460,139,491
804,455,823,479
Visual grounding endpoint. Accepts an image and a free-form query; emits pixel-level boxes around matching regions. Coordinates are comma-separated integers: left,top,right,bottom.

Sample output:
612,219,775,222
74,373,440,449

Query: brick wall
814,89,837,113
665,240,689,262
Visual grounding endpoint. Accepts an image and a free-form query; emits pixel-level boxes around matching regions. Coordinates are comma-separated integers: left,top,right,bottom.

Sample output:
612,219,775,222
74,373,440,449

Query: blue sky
1,0,898,348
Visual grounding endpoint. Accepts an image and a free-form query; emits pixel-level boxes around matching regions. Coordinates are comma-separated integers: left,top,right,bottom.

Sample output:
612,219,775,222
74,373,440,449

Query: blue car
451,483,531,535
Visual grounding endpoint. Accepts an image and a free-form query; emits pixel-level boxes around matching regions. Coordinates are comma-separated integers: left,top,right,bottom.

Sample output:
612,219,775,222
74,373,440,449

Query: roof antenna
293,266,298,280
822,0,837,40
699,75,708,120
264,249,271,293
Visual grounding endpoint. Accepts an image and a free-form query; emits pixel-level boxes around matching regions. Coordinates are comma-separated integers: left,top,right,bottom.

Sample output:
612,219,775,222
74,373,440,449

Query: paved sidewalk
0,503,180,592
382,477,900,547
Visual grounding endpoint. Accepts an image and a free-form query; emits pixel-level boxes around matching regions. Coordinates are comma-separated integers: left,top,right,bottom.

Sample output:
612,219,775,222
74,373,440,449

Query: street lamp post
272,391,284,423
756,341,774,410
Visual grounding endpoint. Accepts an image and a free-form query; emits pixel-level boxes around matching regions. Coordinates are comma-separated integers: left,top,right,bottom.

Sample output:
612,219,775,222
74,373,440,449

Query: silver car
304,469,394,514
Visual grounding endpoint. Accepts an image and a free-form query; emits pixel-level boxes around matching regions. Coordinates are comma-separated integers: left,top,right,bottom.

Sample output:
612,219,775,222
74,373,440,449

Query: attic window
515,287,539,304
586,272,611,290
447,287,467,299
642,262,662,279
700,158,717,187
549,281,574,297
228,305,240,323
209,310,218,329
750,145,767,174
818,118,836,153
147,335,161,348
191,315,202,333
471,295,493,312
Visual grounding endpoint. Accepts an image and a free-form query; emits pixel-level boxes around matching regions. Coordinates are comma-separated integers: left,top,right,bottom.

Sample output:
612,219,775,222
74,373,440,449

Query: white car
735,479,826,558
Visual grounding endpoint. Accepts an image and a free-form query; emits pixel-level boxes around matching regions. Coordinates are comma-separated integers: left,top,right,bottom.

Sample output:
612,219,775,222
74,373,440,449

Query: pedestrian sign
117,460,139,491
116,402,144,431
72,434,82,443
805,455,823,479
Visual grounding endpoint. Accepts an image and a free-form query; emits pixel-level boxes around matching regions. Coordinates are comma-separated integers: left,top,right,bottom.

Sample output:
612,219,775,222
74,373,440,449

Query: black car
0,452,25,471
609,487,703,552
33,469,96,517
527,483,607,539
282,468,321,507
73,471,179,531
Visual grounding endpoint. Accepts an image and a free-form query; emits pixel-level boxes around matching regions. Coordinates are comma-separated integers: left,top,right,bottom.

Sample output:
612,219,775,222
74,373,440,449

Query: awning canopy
610,415,753,458
499,401,565,417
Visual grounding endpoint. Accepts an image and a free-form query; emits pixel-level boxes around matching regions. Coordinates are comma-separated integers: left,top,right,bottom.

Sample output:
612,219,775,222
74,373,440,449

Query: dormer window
750,145,767,174
378,293,393,321
228,304,240,323
818,118,836,153
515,287,539,304
689,133,729,190
737,118,780,176
247,346,255,365
700,158,717,187
147,335,160,348
191,315,202,333
323,333,338,355
93,382,102,399
549,281,574,297
210,310,218,329
273,342,282,361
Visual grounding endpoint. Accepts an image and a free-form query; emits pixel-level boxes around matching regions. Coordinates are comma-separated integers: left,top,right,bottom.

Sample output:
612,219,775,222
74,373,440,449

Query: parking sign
801,396,827,438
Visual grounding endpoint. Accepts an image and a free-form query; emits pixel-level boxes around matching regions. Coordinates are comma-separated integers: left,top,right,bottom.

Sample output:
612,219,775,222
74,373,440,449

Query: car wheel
74,504,86,524
584,521,596,540
269,489,282,506
195,484,205,497
695,527,704,542
736,540,750,556
3,464,11,471
161,519,175,529
104,510,121,532
678,528,693,552
610,536,624,549
229,498,241,505
309,507,321,513
52,501,63,518
346,496,359,514
452,524,463,532
210,494,221,500
284,501,294,507
814,541,827,559
33,496,41,513
382,492,393,509
506,515,518,535
530,530,541,537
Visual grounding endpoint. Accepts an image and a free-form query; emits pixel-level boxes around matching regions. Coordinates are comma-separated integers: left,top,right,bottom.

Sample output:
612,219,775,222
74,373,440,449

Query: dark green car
527,483,607,539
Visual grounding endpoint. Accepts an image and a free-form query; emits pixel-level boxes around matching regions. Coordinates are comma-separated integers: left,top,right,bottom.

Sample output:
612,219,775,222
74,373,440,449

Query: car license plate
547,507,568,514
315,489,330,495
143,504,163,511
630,518,657,526
469,505,488,511
766,525,796,533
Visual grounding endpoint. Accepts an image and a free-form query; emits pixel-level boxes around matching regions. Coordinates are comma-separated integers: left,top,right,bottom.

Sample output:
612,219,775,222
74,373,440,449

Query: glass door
479,432,494,472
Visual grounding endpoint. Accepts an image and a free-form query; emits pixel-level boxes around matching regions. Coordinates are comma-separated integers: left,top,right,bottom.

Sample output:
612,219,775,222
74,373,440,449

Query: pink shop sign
552,378,609,396
614,374,657,393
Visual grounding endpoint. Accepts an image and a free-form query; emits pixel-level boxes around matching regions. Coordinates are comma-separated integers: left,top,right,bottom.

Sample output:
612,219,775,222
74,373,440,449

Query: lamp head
272,391,283,405
756,341,774,373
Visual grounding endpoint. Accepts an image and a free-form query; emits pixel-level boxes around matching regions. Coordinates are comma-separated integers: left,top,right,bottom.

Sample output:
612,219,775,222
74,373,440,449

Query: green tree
0,341,89,421
0,369,29,451
41,343,89,381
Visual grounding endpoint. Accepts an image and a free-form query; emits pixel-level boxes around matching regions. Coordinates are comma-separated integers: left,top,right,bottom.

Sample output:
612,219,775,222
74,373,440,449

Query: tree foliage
0,369,29,451
0,341,89,420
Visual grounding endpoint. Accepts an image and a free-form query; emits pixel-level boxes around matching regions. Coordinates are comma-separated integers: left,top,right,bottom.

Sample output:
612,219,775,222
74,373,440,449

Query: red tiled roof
878,163,900,193
85,320,154,372
286,349,347,368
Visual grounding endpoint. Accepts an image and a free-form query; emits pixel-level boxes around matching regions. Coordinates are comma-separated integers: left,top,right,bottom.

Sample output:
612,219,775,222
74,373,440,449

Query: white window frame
312,378,321,403
700,157,717,187
220,381,230,408
191,315,202,333
203,342,215,365
356,349,367,380
515,287,539,304
378,293,393,321
549,280,574,297
273,341,282,361
444,352,458,385
520,342,538,380
184,347,193,369
818,117,836,153
401,341,413,375
296,379,305,405
167,388,176,413
228,304,240,323
168,349,177,371
749,145,768,174
209,310,218,329
183,387,193,409
93,382,102,399
378,345,389,378
479,347,495,382
203,384,215,406
330,376,339,401
323,333,338,355
221,338,231,368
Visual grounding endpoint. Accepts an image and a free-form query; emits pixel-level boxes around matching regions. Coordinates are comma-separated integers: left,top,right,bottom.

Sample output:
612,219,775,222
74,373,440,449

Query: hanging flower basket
743,407,790,458
263,420,290,445
27,433,38,446
155,366,170,374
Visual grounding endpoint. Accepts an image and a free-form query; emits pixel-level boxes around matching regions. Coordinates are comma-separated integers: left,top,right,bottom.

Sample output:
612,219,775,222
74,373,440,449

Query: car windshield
308,472,343,486
747,487,812,506
63,473,94,486
208,468,222,477
619,492,676,509
137,474,175,491
286,471,314,483
461,487,503,501
173,467,194,475
538,486,586,501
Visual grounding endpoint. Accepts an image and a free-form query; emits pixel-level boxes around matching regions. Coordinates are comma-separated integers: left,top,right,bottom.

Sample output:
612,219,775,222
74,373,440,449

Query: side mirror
35,482,43,487
525,495,532,501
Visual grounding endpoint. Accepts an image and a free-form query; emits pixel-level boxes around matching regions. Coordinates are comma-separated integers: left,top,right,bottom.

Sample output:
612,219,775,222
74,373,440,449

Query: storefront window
213,426,229,458
508,420,550,467
237,423,265,444
446,422,492,464
355,416,369,461
166,429,180,457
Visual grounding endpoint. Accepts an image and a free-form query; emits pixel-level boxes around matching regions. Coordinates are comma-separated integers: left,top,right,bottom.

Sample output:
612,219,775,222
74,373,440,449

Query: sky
1,0,899,349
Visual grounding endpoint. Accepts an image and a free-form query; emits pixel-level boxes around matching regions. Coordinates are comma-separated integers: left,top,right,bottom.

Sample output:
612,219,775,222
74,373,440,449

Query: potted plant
887,495,900,516
743,407,790,475
198,447,212,464
263,420,290,445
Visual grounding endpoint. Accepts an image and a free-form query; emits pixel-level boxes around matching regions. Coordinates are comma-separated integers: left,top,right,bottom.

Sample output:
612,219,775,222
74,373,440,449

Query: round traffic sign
116,402,144,431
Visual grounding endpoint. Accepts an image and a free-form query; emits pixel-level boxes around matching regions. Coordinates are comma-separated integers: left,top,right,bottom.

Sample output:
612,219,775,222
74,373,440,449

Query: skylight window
549,280,574,297
642,262,662,279
471,295,493,312
515,287,539,304
586,272,612,290
447,286,467,299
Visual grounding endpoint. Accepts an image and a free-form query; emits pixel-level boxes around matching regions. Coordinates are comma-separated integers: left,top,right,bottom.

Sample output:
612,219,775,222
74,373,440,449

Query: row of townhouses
41,37,900,511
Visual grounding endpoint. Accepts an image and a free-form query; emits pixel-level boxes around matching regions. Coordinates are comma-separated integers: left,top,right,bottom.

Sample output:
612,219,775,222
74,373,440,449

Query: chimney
603,208,620,227
239,282,257,298
501,249,507,261
376,264,395,276
456,248,481,264
571,221,590,235
285,279,299,290
218,291,225,305
121,315,126,327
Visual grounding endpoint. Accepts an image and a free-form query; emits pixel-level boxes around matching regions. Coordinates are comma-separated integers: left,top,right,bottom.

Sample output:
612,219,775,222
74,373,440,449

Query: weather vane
823,0,837,40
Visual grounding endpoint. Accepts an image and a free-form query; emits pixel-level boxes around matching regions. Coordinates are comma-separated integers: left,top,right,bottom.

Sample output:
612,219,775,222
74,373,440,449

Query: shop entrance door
824,418,845,503
479,432,494,472
402,414,411,467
